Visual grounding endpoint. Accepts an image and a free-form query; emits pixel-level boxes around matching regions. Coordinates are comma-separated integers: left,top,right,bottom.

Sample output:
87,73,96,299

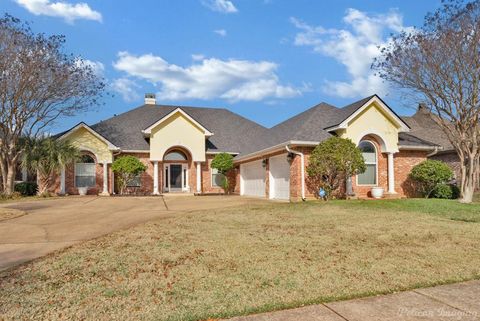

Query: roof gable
142,108,213,136
58,122,119,150
324,95,410,132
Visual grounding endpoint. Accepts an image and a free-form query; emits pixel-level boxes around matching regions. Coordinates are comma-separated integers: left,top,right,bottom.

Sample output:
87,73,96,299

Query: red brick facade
50,143,431,200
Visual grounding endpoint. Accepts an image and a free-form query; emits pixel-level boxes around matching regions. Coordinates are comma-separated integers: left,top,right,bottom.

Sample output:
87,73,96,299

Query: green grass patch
328,198,480,222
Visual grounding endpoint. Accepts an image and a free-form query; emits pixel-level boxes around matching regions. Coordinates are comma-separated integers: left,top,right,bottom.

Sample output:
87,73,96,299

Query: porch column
111,169,115,194
60,166,66,195
101,161,109,195
22,168,28,182
346,176,354,196
196,162,201,193
153,161,159,195
387,152,396,194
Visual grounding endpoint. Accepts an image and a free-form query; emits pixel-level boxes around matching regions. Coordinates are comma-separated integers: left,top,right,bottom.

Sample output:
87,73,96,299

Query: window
75,154,96,188
357,141,377,185
127,175,141,187
211,168,225,187
164,150,187,161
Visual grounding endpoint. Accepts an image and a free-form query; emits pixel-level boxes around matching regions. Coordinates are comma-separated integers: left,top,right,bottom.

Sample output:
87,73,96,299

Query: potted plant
371,186,384,199
78,187,88,196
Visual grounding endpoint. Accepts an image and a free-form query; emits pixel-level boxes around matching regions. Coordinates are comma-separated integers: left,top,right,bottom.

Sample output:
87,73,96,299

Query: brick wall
201,155,239,194
43,150,105,195
394,150,429,197
289,141,429,200
430,151,461,180
351,138,388,198
117,152,153,195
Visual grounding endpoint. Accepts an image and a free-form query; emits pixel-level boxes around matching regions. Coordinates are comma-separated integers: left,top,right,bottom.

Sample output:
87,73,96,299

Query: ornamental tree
21,137,80,195
409,160,453,198
307,137,366,199
0,15,105,195
112,156,147,195
210,152,234,193
373,0,480,202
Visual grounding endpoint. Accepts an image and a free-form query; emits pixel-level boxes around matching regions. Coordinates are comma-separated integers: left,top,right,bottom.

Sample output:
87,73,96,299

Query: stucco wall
65,127,113,163
339,102,400,153
149,112,206,162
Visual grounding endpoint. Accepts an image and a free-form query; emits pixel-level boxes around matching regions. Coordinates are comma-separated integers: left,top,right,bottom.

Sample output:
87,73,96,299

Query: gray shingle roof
401,106,453,150
89,104,274,156
268,95,377,144
61,96,447,158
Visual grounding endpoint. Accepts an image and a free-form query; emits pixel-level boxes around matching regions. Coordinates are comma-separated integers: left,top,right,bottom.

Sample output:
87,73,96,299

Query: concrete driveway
0,195,266,271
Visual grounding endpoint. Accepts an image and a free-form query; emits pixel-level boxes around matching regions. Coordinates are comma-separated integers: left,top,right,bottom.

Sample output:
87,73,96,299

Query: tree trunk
0,157,7,193
461,182,475,203
459,156,477,203
4,161,17,195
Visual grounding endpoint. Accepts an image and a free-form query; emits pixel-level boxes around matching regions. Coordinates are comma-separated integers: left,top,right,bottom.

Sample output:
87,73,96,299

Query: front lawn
336,197,480,222
1,200,480,321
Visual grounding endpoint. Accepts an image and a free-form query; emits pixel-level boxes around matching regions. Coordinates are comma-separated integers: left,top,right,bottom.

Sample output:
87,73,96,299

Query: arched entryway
352,134,397,197
162,147,191,192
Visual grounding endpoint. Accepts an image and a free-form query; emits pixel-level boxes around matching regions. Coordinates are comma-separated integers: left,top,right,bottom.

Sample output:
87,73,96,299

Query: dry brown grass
1,201,480,321
0,208,26,222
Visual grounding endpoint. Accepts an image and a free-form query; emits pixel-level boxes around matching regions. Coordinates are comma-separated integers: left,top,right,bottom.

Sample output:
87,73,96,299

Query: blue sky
1,0,441,132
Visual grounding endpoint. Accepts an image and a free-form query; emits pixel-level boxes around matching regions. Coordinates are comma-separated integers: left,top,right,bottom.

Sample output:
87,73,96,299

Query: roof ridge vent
145,93,156,105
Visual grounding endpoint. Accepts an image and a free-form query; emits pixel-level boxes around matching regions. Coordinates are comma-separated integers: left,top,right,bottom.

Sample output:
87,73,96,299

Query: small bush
210,153,234,193
409,160,453,198
15,182,38,196
431,184,460,199
0,191,22,200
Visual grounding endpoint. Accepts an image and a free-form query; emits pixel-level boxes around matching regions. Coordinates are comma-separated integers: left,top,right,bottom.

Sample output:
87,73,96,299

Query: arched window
164,150,187,161
75,154,96,188
357,141,377,185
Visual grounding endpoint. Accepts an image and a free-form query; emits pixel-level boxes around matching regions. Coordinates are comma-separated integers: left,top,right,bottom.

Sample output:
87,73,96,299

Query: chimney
144,93,156,105
418,103,429,114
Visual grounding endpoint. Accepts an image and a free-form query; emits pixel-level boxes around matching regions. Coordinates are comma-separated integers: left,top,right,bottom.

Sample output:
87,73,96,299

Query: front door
164,163,189,192
170,164,182,190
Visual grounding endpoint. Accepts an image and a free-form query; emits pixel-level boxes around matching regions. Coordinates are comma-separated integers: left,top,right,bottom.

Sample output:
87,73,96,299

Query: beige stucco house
46,94,448,200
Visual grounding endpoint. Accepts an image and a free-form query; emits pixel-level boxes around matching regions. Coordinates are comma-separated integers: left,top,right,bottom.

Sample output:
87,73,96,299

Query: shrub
0,191,22,200
112,156,147,195
306,137,365,199
409,160,453,198
210,153,234,193
431,183,460,199
14,182,38,196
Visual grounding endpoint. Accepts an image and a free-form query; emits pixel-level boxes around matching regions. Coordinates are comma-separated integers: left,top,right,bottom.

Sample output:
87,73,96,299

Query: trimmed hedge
14,182,38,196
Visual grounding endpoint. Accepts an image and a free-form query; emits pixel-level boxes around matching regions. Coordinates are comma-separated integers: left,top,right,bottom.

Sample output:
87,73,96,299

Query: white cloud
113,52,302,102
15,0,102,23
214,29,227,37
111,78,141,103
191,54,205,61
201,0,238,13
291,9,410,98
80,59,105,76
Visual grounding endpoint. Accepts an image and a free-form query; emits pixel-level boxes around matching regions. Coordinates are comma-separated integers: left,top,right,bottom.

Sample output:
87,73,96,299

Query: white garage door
241,160,266,197
269,154,290,200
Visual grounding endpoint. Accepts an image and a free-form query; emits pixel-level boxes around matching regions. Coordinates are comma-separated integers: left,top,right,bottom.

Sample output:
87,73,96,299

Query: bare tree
0,15,105,195
374,0,480,203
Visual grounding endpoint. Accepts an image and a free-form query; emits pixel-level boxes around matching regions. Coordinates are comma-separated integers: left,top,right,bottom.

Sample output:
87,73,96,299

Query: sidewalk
228,280,480,321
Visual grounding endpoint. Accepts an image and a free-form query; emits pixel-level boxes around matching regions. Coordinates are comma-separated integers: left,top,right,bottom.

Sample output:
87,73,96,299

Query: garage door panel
269,154,290,200
241,160,266,197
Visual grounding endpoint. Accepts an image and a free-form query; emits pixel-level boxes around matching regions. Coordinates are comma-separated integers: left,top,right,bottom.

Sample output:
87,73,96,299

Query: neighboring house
402,104,461,180
0,164,36,193
45,94,449,200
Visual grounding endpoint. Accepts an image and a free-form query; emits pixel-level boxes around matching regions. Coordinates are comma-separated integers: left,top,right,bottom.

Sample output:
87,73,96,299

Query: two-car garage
240,154,290,200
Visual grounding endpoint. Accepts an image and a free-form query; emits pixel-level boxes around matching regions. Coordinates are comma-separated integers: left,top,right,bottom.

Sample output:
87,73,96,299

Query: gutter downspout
427,146,439,157
286,144,306,201
111,149,122,195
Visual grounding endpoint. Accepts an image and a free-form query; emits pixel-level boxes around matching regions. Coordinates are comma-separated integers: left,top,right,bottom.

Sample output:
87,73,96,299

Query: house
45,94,449,200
